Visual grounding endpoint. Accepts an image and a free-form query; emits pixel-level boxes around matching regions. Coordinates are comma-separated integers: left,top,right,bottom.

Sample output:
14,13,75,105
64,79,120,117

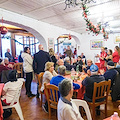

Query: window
1,32,11,58
15,35,23,56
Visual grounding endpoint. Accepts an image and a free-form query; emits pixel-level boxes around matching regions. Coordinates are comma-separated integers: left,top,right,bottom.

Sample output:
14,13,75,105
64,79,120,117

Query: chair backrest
92,80,111,103
72,99,92,120
44,83,59,107
14,63,23,72
37,72,44,89
10,84,23,106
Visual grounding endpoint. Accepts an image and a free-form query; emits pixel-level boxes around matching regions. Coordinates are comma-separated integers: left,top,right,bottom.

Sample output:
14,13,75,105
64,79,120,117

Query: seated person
82,64,105,115
64,57,75,71
83,59,93,76
50,65,80,98
57,79,83,120
18,51,23,63
73,56,83,72
1,70,24,105
5,48,14,62
0,58,10,82
4,58,13,69
41,62,57,92
55,59,64,73
103,61,117,88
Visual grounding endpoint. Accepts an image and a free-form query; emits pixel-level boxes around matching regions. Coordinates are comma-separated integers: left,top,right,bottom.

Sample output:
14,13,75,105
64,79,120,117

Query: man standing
33,44,51,97
65,46,72,63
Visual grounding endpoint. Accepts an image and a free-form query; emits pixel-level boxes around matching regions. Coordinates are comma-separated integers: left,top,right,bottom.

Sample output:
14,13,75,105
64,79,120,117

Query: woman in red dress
99,47,107,71
112,46,120,66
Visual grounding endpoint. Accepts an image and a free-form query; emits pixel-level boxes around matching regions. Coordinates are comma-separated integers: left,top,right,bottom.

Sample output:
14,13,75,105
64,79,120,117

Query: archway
56,34,80,54
0,19,47,50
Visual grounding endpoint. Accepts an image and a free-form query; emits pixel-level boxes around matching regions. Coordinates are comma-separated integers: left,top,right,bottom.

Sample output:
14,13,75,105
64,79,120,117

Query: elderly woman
41,62,57,92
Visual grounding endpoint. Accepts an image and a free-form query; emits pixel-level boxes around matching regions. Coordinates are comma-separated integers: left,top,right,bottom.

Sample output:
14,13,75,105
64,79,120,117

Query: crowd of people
1,44,120,119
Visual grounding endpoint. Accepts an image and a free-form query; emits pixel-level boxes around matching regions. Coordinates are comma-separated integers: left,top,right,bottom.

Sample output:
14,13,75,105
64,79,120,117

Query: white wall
0,8,81,51
78,33,120,63
0,8,120,62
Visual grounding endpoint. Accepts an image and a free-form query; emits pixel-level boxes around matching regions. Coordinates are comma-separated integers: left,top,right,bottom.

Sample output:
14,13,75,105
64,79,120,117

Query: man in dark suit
33,44,51,97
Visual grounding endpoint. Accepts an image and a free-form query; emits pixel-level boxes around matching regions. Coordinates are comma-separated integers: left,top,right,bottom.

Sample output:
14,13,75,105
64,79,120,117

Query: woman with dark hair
113,46,120,65
104,49,113,66
73,56,83,72
1,70,24,105
21,47,35,97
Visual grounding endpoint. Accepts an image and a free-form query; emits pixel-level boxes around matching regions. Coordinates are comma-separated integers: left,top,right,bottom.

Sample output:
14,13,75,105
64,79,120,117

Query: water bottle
110,112,120,120
76,65,79,72
71,68,75,80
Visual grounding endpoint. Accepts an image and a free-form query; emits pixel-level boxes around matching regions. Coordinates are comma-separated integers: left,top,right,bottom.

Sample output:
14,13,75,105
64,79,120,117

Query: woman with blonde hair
113,46,120,65
41,62,57,113
49,48,57,67
41,62,57,92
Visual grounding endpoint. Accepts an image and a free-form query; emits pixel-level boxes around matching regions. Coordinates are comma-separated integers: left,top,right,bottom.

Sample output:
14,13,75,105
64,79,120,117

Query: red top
113,51,120,63
100,51,107,62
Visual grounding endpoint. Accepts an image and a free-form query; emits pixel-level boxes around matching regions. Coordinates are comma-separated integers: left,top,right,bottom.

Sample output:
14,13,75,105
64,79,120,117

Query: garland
1,36,40,46
55,34,72,45
82,4,108,40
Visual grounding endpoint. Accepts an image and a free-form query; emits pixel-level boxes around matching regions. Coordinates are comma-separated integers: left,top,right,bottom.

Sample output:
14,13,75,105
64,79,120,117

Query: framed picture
90,40,104,49
115,36,120,44
48,38,54,49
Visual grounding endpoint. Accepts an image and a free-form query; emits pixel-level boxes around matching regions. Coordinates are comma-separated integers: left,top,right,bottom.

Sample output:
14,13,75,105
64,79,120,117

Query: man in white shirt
57,79,83,120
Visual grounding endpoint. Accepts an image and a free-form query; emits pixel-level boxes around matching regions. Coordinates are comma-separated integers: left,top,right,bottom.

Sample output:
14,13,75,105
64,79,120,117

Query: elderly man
64,57,75,71
83,59,93,75
82,65,105,115
58,79,83,120
103,61,117,88
0,58,10,82
33,44,51,97
50,65,80,98
55,59,64,73
5,48,14,62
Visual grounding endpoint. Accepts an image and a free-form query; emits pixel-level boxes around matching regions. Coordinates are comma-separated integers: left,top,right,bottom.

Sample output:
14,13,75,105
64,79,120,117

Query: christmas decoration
1,35,39,46
82,4,108,39
56,34,72,45
0,17,8,35
0,26,8,35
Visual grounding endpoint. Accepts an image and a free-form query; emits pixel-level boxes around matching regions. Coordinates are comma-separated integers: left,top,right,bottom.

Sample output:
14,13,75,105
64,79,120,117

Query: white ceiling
0,0,120,34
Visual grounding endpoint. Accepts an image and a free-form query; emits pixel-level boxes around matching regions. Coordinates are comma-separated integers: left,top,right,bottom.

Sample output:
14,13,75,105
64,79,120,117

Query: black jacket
82,75,105,99
33,50,51,74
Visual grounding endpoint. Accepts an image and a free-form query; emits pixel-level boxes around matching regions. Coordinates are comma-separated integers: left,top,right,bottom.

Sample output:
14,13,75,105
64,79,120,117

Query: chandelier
64,0,96,10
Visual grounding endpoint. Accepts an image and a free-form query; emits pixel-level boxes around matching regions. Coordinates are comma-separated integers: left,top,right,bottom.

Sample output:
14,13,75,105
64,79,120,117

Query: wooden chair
37,72,44,107
44,83,59,119
14,63,23,78
87,80,111,120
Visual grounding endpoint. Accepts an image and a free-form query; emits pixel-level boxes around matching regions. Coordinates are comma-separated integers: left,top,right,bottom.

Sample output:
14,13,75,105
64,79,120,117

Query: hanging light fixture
0,17,8,35
64,0,96,10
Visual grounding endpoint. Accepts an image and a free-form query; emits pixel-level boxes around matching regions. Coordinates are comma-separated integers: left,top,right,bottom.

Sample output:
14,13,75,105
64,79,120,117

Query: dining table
0,83,4,120
64,73,87,99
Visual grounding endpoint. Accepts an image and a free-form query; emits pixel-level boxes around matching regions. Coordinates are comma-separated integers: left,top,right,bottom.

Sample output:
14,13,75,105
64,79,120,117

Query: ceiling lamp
0,17,8,35
64,0,96,10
